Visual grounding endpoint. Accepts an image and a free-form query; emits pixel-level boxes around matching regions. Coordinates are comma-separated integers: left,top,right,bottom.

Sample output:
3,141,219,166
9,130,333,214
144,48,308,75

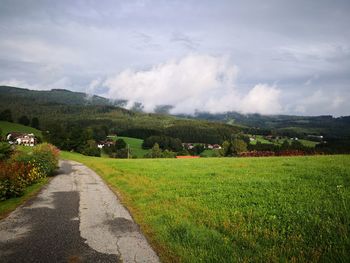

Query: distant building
7,132,36,146
212,144,222,150
97,143,104,149
307,135,323,140
182,143,195,150
97,140,115,148
182,143,219,150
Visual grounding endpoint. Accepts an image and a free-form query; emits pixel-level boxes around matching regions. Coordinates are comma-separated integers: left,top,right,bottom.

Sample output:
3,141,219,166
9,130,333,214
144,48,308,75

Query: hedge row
239,150,315,157
0,143,59,200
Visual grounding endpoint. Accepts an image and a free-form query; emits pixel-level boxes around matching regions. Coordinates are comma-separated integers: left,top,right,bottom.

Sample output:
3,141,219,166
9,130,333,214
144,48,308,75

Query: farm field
60,152,350,262
250,135,318,147
0,121,42,138
107,135,149,158
118,136,150,158
249,135,271,145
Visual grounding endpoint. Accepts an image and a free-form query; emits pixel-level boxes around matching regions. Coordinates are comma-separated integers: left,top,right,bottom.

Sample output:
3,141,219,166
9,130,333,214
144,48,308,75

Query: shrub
0,162,36,200
82,146,101,157
162,150,176,158
239,150,310,157
13,143,59,176
0,143,58,200
0,142,13,161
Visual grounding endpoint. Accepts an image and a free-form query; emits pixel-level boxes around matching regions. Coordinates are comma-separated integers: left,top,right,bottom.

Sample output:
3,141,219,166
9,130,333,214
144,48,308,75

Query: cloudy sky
0,0,349,116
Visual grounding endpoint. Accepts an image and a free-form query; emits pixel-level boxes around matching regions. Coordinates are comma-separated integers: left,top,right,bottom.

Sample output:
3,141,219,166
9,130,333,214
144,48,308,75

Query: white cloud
241,84,282,114
0,77,71,91
103,54,282,114
294,90,347,115
0,39,80,66
0,79,40,90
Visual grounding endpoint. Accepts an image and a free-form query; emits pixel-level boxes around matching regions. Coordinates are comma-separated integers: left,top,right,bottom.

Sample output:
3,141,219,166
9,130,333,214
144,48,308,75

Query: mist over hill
1,85,349,141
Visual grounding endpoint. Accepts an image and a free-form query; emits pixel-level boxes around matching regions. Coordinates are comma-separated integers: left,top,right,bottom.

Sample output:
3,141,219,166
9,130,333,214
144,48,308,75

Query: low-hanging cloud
294,90,346,116
103,54,282,114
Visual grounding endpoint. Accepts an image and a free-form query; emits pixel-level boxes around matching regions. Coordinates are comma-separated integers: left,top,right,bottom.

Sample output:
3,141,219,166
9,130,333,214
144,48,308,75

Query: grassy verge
61,151,350,262
0,178,49,219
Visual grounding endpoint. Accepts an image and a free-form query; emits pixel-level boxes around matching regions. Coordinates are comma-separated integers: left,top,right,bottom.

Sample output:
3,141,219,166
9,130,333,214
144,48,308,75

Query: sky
0,0,349,116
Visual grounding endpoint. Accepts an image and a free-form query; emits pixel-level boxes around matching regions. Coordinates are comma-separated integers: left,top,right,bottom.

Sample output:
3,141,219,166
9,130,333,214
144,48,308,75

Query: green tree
115,148,129,158
230,139,247,156
162,149,176,158
0,142,13,160
190,144,205,156
150,143,162,158
0,109,13,122
176,149,190,156
31,117,40,129
18,115,30,126
220,140,231,156
115,138,127,150
291,140,303,150
142,135,182,152
281,140,290,150
92,126,109,141
220,139,247,157
82,140,101,157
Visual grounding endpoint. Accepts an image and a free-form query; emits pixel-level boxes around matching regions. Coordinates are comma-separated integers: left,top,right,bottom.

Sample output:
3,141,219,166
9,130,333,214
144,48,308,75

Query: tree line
0,109,40,129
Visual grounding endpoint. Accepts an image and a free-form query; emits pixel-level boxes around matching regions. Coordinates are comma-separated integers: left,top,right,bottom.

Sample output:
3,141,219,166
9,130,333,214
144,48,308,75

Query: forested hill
1,85,349,142
0,86,242,144
0,85,120,106
177,111,350,139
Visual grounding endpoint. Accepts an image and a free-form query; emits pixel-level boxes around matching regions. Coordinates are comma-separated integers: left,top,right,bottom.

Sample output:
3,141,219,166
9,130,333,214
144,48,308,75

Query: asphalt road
0,160,159,263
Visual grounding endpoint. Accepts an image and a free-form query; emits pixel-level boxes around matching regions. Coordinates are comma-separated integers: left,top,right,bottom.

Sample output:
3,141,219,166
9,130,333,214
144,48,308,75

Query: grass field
118,136,150,158
107,135,149,158
0,121,42,138
61,152,350,262
249,135,271,145
249,135,319,147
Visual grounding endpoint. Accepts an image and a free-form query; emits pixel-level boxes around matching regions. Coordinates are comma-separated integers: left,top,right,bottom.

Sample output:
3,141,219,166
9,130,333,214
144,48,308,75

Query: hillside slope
0,85,120,106
0,86,242,144
178,111,350,139
0,121,42,138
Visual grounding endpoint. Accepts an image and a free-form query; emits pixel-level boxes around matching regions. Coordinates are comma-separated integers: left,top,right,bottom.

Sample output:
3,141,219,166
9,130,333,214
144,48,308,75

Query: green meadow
0,121,42,138
61,152,350,262
117,136,150,158
106,135,149,158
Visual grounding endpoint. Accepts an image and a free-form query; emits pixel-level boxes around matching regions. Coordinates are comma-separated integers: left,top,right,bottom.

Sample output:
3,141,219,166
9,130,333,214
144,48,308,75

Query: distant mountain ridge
0,85,115,106
177,111,350,139
1,85,349,140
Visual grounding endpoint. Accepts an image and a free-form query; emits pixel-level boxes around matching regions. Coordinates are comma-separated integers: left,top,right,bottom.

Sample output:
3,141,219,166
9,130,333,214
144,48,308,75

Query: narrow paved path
0,160,159,263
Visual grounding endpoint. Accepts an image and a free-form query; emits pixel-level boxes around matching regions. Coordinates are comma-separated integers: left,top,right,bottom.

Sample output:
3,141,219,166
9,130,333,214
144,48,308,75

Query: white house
7,132,36,146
